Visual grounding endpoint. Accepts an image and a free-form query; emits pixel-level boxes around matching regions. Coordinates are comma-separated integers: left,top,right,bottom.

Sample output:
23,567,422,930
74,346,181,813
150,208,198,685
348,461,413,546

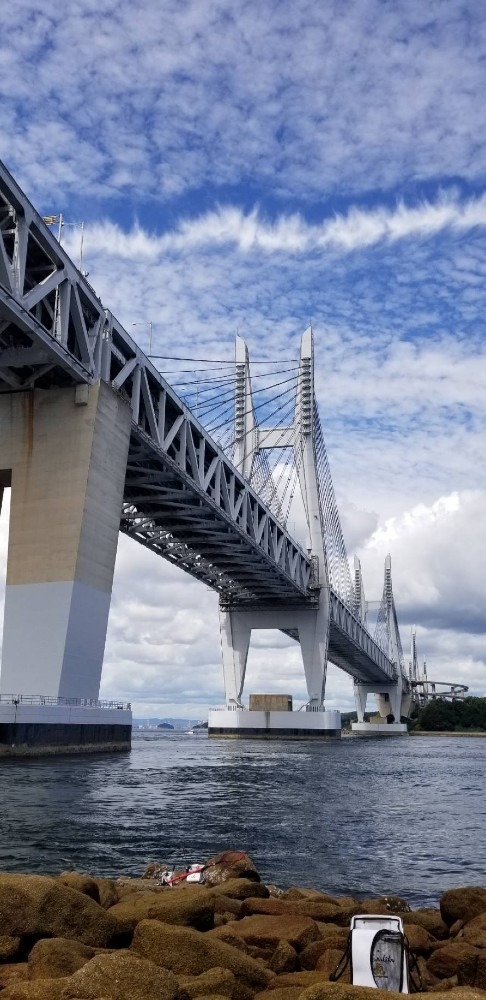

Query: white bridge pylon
353,555,411,725
220,328,331,711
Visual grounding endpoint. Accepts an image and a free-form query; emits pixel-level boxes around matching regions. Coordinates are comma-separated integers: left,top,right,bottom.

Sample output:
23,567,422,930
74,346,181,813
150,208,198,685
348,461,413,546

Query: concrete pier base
208,708,341,739
351,721,408,736
0,700,131,757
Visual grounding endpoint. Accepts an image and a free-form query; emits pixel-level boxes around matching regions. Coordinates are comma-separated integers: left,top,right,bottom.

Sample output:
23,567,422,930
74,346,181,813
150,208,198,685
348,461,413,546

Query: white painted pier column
0,382,131,700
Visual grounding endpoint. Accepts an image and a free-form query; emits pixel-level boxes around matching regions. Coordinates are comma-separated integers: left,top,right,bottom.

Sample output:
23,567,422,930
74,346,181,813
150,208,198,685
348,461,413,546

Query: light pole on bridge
132,321,154,356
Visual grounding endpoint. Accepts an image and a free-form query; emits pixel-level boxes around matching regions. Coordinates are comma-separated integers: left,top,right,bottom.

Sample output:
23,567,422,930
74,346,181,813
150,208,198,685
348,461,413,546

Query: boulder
27,938,96,979
0,935,21,961
404,909,449,940
475,952,486,990
0,874,118,947
358,896,410,915
240,899,293,918
213,896,243,917
281,890,342,904
131,919,272,989
57,873,100,904
315,948,350,981
202,852,260,886
59,950,182,1000
300,938,347,971
178,967,235,997
95,879,119,910
216,914,321,952
269,941,298,975
298,985,486,1000
0,981,68,999
283,902,359,925
265,971,330,989
404,923,437,955
440,889,486,928
314,923,347,943
204,927,249,952
207,880,269,901
248,991,301,1000
427,942,479,981
0,963,29,988
463,915,486,949
214,913,238,927
107,886,214,934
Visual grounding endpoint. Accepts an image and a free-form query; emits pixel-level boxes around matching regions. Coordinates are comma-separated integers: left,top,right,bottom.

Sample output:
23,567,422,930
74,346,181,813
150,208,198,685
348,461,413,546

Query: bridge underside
121,428,315,606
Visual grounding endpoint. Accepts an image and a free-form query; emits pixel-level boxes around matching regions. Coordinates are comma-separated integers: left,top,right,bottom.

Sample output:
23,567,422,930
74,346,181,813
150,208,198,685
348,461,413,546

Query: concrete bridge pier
209,602,341,739
352,680,408,735
0,381,132,755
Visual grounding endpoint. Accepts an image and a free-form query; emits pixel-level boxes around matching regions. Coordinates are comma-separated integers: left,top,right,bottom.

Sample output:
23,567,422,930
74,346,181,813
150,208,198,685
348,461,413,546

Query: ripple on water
0,733,486,905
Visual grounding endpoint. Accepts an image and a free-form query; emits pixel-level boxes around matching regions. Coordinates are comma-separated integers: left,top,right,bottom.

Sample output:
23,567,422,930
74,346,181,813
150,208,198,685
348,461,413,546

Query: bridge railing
0,694,131,710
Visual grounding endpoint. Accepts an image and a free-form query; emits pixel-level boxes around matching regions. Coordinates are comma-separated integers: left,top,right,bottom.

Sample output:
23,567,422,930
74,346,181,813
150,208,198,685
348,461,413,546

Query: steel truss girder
0,159,401,683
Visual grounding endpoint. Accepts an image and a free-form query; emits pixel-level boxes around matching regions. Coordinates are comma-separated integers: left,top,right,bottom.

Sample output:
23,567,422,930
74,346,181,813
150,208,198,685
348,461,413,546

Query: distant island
156,722,174,730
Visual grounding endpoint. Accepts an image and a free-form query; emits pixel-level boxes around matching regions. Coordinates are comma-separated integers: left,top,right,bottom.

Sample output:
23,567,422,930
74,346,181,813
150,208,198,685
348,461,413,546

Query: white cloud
63,192,486,259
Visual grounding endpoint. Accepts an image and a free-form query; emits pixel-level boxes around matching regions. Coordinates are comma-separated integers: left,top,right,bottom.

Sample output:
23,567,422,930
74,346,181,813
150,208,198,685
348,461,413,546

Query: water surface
0,733,485,906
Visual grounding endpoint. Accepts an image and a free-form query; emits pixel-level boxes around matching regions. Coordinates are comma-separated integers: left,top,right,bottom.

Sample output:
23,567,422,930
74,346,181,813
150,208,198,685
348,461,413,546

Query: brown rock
281,889,341,904
204,927,249,952
463,915,486,949
178,967,235,997
266,971,329,989
213,896,243,917
0,980,68,999
405,923,437,955
0,935,21,961
238,898,356,925
359,896,410,915
441,889,486,928
269,941,298,974
0,963,29,988
475,952,486,990
217,914,320,952
315,948,350,982
240,899,292,918
214,913,238,927
131,919,272,989
298,985,486,1000
95,879,119,910
0,874,118,947
27,938,96,979
207,880,269,901
203,852,260,887
107,886,214,934
404,909,449,940
57,873,100,904
285,902,359,925
59,950,181,1000
254,990,303,1000
451,921,465,938
429,976,460,991
427,942,479,981
300,938,348,971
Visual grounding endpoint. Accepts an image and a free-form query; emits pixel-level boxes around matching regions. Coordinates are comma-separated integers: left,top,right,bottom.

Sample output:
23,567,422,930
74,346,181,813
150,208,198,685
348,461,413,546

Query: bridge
0,158,410,746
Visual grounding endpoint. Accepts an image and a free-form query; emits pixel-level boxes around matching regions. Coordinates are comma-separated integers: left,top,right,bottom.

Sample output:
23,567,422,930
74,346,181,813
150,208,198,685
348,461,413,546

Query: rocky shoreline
0,851,486,1000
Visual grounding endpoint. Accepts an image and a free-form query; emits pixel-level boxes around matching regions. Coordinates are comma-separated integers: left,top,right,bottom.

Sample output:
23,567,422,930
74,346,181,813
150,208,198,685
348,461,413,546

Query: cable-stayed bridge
0,159,410,741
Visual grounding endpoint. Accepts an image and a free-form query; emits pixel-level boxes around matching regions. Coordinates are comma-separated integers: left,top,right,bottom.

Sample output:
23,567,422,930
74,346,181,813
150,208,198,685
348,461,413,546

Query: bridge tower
352,555,410,734
211,328,340,739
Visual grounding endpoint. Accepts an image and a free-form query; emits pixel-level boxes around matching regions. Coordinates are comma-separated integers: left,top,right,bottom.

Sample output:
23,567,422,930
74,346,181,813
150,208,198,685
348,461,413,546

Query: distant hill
133,717,200,730
156,722,174,730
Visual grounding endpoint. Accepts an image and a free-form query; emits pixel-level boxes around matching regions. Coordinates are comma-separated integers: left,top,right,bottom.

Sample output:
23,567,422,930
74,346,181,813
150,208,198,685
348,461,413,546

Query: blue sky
0,0,485,714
